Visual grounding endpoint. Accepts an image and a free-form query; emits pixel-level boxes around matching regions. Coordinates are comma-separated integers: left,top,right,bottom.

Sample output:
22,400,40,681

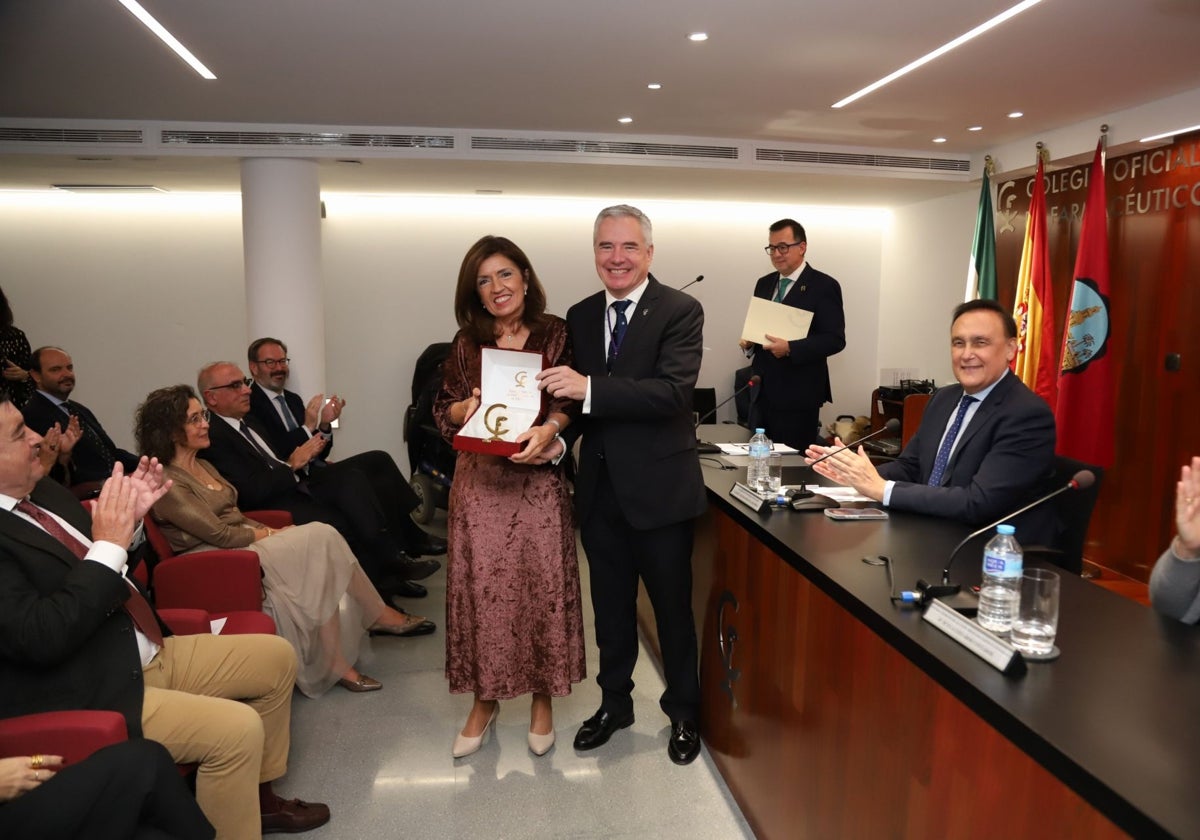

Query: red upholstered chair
142,513,290,637
0,710,128,768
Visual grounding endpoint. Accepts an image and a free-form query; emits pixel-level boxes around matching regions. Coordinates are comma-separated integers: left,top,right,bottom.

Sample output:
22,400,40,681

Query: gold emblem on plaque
483,403,509,442
515,370,528,388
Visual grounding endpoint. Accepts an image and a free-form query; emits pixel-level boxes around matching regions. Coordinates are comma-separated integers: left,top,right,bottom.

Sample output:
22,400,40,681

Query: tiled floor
278,520,753,839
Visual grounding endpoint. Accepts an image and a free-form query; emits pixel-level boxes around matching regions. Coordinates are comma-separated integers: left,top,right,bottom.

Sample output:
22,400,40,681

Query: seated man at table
0,396,328,838
805,299,1056,543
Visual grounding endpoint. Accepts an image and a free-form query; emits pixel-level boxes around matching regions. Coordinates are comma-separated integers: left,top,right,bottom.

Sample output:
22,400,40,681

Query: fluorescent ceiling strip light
832,0,1044,109
116,0,216,80
1141,124,1200,142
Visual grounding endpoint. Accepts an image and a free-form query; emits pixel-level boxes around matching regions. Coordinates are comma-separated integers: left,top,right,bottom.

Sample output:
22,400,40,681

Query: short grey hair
593,204,653,246
197,361,240,393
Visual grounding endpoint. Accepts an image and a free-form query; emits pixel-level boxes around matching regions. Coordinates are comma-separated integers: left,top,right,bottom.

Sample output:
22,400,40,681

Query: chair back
1049,455,1104,574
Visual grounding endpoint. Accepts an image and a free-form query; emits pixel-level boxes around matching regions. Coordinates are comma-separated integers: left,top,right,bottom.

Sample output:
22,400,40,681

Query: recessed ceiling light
968,126,983,132
688,32,708,42
618,116,634,124
116,0,216,79
831,0,1044,108
933,137,947,143
647,83,662,90
1008,111,1024,119
1141,124,1200,142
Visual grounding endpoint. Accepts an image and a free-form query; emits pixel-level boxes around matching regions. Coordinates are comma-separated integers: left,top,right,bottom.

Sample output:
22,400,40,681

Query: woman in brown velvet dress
435,235,584,758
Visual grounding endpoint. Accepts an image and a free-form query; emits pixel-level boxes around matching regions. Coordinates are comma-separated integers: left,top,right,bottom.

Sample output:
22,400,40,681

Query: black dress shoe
573,708,634,751
390,579,428,598
412,533,448,556
667,719,701,765
392,554,441,581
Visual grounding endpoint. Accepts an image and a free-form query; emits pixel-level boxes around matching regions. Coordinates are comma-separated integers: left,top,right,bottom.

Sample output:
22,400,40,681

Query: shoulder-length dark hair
453,235,549,345
135,384,196,463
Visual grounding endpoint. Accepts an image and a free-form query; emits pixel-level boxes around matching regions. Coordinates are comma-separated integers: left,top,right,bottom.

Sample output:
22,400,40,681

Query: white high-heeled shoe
452,704,499,758
527,727,556,756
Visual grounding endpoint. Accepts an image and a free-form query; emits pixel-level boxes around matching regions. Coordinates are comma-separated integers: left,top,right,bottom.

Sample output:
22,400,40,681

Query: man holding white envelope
738,219,845,448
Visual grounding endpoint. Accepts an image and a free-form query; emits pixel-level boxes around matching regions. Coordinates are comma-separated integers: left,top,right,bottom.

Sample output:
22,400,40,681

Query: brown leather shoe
261,797,330,834
336,673,382,692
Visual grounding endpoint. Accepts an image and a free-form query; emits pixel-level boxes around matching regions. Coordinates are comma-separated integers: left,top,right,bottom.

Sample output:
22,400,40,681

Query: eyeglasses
185,409,211,426
764,241,804,255
205,377,252,392
255,357,290,368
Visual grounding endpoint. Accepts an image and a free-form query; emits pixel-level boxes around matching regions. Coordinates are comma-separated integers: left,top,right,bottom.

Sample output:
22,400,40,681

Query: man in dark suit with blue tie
538,204,707,765
804,299,1057,543
740,219,846,448
22,347,139,490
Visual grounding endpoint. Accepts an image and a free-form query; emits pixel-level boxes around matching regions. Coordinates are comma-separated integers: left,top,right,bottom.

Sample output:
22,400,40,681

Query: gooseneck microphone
695,375,759,429
679,275,705,292
791,419,901,500
807,418,901,468
910,470,1097,603
696,376,759,454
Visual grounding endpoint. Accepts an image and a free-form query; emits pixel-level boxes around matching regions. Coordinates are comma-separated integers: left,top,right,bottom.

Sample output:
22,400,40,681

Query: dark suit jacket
248,385,333,460
565,277,707,530
0,478,157,737
749,264,845,410
876,372,1057,542
199,414,307,512
22,392,139,484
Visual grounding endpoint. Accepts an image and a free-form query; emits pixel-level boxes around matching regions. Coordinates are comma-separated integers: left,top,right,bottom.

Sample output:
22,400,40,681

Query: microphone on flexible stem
696,375,759,454
792,418,901,500
907,469,1096,604
679,275,705,292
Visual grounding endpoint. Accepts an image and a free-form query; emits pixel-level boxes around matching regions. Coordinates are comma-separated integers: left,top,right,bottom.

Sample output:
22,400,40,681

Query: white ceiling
1,0,1198,204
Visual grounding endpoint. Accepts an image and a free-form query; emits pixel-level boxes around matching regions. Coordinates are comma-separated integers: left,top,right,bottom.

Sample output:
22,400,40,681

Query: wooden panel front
698,507,1124,839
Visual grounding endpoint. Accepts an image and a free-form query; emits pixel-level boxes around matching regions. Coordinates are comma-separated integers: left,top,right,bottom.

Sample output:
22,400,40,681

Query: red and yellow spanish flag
1012,155,1057,409
1055,140,1114,466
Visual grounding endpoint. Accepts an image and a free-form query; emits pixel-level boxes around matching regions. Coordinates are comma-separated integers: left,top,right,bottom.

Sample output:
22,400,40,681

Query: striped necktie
927,396,976,486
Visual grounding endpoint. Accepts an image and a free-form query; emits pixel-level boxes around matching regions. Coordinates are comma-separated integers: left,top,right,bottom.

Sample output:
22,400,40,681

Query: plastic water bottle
977,524,1023,633
747,428,772,493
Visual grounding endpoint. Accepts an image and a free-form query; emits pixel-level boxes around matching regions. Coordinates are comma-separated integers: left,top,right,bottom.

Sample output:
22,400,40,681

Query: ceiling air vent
160,130,454,149
472,136,739,160
0,127,143,144
756,147,969,173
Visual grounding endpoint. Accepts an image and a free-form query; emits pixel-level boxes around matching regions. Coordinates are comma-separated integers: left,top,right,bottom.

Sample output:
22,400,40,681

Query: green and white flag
964,170,997,301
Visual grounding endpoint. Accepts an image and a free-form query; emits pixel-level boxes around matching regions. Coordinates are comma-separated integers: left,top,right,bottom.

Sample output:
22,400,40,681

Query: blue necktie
607,300,632,372
927,396,976,486
276,395,298,431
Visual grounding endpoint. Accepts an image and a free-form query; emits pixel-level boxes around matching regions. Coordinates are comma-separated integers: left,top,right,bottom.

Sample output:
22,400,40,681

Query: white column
240,157,325,396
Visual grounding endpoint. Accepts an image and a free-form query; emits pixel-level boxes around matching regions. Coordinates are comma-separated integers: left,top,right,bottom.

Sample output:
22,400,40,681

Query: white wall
1,189,923,469
878,189,979,389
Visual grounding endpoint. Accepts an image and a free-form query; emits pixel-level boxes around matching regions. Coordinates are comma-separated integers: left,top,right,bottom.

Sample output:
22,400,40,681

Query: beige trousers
141,633,298,840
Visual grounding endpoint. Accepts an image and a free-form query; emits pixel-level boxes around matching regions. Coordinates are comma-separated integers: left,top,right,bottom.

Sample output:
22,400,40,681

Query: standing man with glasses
538,204,707,766
739,219,845,449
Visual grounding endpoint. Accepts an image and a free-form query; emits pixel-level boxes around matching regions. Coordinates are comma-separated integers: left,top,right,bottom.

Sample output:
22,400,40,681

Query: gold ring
29,755,43,769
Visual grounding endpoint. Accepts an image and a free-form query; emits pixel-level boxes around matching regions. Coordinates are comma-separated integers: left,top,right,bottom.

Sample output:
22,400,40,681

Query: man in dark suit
740,219,846,448
538,204,707,765
197,361,440,601
0,396,328,837
805,299,1057,543
244,336,444,560
22,346,139,489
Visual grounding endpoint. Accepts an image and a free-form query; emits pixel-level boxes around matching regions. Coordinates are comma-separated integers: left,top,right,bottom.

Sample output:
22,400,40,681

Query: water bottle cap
754,428,765,434
996,524,1016,535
